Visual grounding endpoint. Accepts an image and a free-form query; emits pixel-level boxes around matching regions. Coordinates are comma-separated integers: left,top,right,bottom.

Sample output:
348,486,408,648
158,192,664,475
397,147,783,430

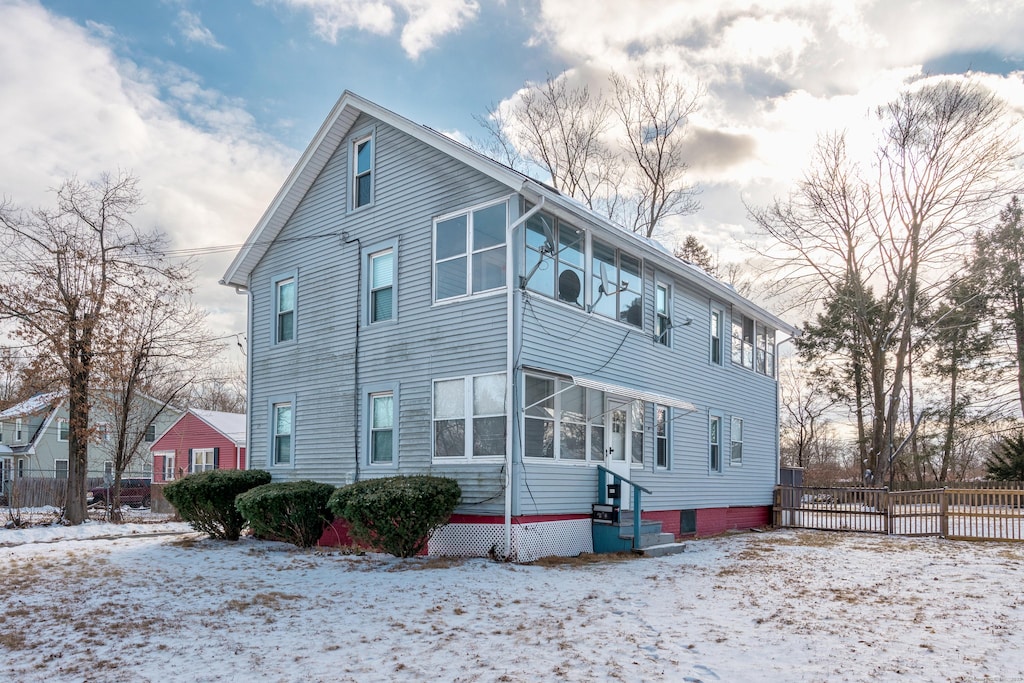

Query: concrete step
636,542,687,558
618,531,676,547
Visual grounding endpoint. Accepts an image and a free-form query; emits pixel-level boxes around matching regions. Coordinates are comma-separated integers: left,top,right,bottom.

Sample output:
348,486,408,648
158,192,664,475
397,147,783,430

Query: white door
605,397,632,510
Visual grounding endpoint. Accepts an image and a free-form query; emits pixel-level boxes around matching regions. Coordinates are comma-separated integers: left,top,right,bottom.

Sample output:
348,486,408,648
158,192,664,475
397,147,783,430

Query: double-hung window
368,247,395,323
15,418,23,443
433,374,506,459
57,418,69,442
352,132,373,210
710,307,723,364
709,415,722,473
55,459,68,480
145,424,156,443
434,200,507,301
730,417,743,465
655,405,670,469
655,282,671,345
524,212,585,307
274,275,296,344
271,401,293,466
192,448,215,473
591,239,643,328
369,392,395,464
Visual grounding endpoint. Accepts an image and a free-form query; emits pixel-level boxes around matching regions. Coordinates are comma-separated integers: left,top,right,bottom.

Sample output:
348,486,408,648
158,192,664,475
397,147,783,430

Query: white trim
349,126,375,212
570,376,697,414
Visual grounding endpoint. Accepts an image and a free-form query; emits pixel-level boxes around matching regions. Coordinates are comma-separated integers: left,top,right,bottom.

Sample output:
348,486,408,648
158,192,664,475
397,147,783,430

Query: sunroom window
524,212,585,308
591,239,642,328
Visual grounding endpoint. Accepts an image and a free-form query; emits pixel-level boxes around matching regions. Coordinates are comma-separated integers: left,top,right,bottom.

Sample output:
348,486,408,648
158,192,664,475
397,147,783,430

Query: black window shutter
213,447,220,469
188,448,193,473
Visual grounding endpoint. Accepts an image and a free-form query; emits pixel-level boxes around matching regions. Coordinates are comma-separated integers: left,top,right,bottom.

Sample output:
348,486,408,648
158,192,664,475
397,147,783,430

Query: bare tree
779,361,841,471
189,361,247,413
93,276,217,520
611,65,702,237
477,68,702,236
752,79,1020,487
0,172,189,524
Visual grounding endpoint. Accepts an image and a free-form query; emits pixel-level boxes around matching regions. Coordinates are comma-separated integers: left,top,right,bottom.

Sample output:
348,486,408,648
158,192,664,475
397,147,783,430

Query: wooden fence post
883,487,890,535
940,487,948,538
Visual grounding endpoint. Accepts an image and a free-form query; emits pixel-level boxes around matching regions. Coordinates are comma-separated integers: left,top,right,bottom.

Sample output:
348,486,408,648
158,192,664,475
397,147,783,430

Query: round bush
235,480,336,548
328,475,461,558
162,469,271,540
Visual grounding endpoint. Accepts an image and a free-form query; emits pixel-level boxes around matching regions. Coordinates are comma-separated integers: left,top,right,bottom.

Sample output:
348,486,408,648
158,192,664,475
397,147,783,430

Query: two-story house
221,91,798,561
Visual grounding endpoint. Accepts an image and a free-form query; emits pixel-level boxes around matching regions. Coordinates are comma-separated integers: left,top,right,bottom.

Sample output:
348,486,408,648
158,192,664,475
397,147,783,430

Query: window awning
522,366,699,414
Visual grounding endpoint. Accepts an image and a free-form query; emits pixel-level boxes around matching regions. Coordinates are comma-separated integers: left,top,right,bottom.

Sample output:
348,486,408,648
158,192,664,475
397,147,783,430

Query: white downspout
504,195,545,560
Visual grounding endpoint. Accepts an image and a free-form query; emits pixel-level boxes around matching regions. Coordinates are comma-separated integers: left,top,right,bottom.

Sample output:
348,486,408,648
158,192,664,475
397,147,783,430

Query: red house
151,409,246,482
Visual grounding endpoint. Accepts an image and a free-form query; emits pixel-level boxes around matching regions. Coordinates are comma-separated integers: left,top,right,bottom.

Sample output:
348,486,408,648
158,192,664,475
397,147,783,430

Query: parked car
88,479,152,508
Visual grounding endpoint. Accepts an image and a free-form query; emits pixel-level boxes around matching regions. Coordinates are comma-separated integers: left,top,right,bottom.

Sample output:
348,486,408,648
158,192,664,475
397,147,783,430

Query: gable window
55,459,68,480
709,414,722,473
433,373,506,459
57,418,69,442
352,133,373,209
368,247,395,323
434,200,507,301
655,282,671,345
524,212,585,308
145,424,156,443
710,307,723,364
731,417,743,465
271,401,293,466
655,405,670,469
369,392,395,464
591,239,642,328
192,448,216,473
274,275,296,344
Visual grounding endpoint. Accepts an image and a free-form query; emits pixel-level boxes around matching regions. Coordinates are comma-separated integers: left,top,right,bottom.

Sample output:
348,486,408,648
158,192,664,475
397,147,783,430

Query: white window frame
269,396,295,468
590,237,644,329
523,211,586,309
144,423,157,443
710,305,724,365
366,384,398,467
272,272,297,346
57,418,69,442
709,413,722,474
731,312,776,377
192,448,216,473
365,240,398,325
15,418,23,443
432,373,506,461
433,199,508,302
55,458,68,480
655,281,672,346
655,405,670,469
350,128,375,211
155,451,175,481
730,416,744,466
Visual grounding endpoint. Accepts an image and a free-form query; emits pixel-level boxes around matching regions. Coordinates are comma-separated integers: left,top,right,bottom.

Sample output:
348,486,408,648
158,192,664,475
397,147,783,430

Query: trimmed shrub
163,469,271,540
328,475,461,558
235,480,336,548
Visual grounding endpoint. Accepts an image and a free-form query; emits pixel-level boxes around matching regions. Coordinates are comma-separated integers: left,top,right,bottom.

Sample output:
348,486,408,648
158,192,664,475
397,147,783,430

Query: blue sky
3,0,1024,348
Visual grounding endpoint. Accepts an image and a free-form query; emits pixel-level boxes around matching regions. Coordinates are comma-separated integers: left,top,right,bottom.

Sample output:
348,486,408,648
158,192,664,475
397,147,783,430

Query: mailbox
607,483,621,499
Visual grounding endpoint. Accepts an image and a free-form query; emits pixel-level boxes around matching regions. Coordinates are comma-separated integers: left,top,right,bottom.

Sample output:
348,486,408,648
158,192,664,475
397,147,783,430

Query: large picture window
433,374,506,459
434,201,507,301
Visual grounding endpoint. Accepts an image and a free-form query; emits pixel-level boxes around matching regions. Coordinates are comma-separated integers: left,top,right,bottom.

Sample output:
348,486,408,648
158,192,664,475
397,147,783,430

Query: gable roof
221,91,798,336
190,409,246,447
0,391,64,421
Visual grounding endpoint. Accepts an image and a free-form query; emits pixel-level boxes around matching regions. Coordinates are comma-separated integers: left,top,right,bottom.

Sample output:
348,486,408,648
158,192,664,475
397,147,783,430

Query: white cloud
175,9,225,50
0,1,293,343
277,0,479,58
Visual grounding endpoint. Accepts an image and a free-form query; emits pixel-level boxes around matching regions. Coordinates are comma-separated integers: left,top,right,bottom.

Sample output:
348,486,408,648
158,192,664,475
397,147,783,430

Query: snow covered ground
1,513,1022,682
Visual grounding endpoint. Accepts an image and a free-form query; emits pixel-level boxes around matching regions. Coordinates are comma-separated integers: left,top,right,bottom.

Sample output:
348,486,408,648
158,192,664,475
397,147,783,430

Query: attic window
352,132,374,210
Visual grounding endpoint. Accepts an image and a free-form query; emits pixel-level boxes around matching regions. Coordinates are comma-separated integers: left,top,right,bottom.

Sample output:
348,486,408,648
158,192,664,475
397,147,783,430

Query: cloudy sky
2,0,1024,346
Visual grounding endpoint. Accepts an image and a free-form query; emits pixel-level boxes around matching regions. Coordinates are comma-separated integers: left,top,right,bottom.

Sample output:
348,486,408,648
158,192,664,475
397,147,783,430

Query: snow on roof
0,391,65,420
191,409,246,446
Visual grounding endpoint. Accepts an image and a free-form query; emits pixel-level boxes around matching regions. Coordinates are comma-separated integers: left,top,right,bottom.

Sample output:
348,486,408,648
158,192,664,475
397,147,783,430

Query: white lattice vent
429,518,593,562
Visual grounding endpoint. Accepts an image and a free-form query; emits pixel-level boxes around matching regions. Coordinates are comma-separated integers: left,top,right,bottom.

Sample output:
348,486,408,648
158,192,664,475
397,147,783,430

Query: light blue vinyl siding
247,114,510,511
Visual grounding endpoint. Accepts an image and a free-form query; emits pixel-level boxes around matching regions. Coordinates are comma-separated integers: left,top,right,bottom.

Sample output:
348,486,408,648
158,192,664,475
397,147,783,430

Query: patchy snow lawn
0,519,1022,683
